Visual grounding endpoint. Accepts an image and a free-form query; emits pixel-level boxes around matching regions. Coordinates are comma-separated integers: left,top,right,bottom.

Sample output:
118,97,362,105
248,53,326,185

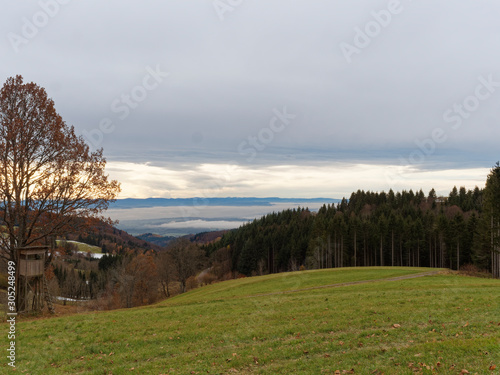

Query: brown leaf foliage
0,75,120,262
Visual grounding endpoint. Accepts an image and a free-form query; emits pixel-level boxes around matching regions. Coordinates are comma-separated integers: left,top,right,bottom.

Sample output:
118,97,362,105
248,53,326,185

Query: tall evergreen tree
480,163,500,277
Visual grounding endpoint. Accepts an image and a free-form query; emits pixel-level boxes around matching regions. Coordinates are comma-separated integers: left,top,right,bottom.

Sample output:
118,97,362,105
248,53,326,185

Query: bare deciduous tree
157,250,177,298
167,238,206,293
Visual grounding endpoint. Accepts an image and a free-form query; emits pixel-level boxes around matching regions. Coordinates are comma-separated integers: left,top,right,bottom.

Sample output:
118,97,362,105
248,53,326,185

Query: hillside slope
64,220,161,253
6,268,500,374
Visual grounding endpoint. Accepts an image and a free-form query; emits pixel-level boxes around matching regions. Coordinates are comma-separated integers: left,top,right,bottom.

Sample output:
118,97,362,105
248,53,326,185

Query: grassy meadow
56,240,102,254
2,267,500,374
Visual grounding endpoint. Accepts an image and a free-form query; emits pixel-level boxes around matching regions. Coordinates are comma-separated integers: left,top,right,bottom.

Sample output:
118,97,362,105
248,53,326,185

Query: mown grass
2,267,500,374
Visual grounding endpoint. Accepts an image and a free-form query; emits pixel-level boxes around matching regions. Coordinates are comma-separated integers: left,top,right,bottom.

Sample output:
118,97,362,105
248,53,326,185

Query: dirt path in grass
248,270,443,298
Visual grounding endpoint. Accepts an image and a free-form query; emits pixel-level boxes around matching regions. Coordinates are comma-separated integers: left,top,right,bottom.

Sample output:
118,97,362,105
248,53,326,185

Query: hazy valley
108,197,340,236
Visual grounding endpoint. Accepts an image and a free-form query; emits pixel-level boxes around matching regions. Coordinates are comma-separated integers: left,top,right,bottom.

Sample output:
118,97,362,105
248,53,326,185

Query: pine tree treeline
205,165,500,278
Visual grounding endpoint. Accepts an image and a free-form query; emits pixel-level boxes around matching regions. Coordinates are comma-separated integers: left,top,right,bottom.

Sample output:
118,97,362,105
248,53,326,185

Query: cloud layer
2,0,499,197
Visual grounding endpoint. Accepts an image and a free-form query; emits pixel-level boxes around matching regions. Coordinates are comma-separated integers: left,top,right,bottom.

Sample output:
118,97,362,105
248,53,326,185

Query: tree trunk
334,232,337,268
363,238,366,267
354,231,357,267
161,281,170,298
417,242,420,267
399,239,403,267
434,236,437,268
391,231,394,267
430,238,433,268
491,216,495,277
341,235,344,267
380,237,383,267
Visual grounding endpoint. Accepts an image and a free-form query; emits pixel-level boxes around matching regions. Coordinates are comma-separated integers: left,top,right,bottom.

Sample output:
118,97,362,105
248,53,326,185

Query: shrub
198,272,217,286
459,264,492,278
186,276,198,291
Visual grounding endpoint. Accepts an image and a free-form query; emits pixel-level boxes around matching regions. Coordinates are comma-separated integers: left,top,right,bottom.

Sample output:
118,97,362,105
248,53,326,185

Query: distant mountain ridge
110,197,341,209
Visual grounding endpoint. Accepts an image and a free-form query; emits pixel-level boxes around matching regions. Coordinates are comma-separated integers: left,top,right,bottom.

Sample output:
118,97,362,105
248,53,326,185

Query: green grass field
56,240,102,254
2,267,500,374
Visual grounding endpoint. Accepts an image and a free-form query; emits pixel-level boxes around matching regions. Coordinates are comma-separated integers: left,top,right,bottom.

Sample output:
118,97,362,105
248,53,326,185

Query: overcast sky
2,0,499,198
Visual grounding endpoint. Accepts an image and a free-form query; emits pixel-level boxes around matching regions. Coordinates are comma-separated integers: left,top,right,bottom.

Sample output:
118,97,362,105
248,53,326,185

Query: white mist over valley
107,198,339,236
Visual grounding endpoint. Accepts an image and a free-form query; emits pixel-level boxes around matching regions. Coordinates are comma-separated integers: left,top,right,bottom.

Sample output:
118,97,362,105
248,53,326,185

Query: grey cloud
1,0,500,180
